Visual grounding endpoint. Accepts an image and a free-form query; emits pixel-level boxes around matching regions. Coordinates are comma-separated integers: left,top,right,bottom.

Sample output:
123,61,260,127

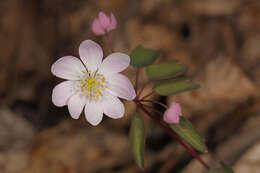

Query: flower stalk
140,90,155,100
136,81,152,99
104,32,114,53
139,99,169,110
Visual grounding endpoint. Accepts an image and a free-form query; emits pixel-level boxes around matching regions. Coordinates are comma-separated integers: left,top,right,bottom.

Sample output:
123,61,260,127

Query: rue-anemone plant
51,11,235,173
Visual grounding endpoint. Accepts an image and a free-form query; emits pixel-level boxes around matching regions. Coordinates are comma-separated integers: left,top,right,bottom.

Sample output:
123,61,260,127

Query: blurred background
0,0,260,172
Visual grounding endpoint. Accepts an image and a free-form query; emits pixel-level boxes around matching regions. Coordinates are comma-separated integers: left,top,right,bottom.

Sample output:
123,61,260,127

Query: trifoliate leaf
130,45,160,67
146,61,187,80
170,117,208,153
130,113,145,169
154,79,200,96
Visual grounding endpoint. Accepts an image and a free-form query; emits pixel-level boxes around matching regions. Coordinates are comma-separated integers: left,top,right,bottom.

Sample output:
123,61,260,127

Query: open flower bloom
51,40,136,126
163,102,182,124
91,12,117,35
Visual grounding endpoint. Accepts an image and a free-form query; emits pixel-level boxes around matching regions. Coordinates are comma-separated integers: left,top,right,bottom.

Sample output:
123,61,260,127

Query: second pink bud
91,12,117,35
163,102,182,124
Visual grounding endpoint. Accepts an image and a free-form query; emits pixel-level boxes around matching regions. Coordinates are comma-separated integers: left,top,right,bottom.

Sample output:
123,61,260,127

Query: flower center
76,71,106,101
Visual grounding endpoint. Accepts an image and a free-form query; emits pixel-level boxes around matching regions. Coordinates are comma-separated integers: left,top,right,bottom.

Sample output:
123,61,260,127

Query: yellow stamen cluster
76,71,106,101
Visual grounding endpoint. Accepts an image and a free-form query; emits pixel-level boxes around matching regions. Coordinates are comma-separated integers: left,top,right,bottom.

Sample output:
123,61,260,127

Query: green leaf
130,113,145,169
130,45,160,67
154,78,200,96
146,61,187,80
170,117,208,153
209,162,234,173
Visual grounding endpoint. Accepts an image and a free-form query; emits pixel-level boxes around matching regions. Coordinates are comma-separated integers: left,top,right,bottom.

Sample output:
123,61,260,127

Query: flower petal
99,53,130,74
91,18,105,35
163,102,182,124
52,81,74,107
67,94,86,119
98,12,110,29
51,56,85,80
107,13,117,31
163,112,180,124
85,101,103,126
170,102,182,116
106,74,136,100
102,93,125,119
79,40,103,72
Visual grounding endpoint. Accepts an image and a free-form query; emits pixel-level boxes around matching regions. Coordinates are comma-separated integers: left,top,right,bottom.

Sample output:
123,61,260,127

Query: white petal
98,53,130,74
102,94,125,119
67,94,86,119
79,40,103,72
51,56,85,80
85,101,103,126
106,74,136,100
52,81,74,107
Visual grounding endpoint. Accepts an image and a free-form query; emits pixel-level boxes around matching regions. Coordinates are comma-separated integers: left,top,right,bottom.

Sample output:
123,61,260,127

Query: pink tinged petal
79,40,103,72
102,94,125,119
98,53,130,74
164,113,180,124
84,101,103,126
91,18,105,35
52,81,74,107
107,13,117,31
163,102,182,124
67,94,86,119
171,102,182,116
98,12,110,29
51,56,85,80
106,74,136,100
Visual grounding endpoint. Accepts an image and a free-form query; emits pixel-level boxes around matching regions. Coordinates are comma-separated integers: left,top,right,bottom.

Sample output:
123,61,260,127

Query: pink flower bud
163,102,182,124
91,12,117,35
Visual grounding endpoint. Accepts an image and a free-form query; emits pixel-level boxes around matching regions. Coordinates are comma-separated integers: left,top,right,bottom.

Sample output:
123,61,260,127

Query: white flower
51,40,136,126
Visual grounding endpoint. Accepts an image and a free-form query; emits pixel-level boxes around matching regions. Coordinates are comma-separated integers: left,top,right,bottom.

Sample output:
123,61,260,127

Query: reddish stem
138,104,210,170
136,81,152,99
104,32,114,53
139,99,168,110
141,91,155,100
142,104,164,116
